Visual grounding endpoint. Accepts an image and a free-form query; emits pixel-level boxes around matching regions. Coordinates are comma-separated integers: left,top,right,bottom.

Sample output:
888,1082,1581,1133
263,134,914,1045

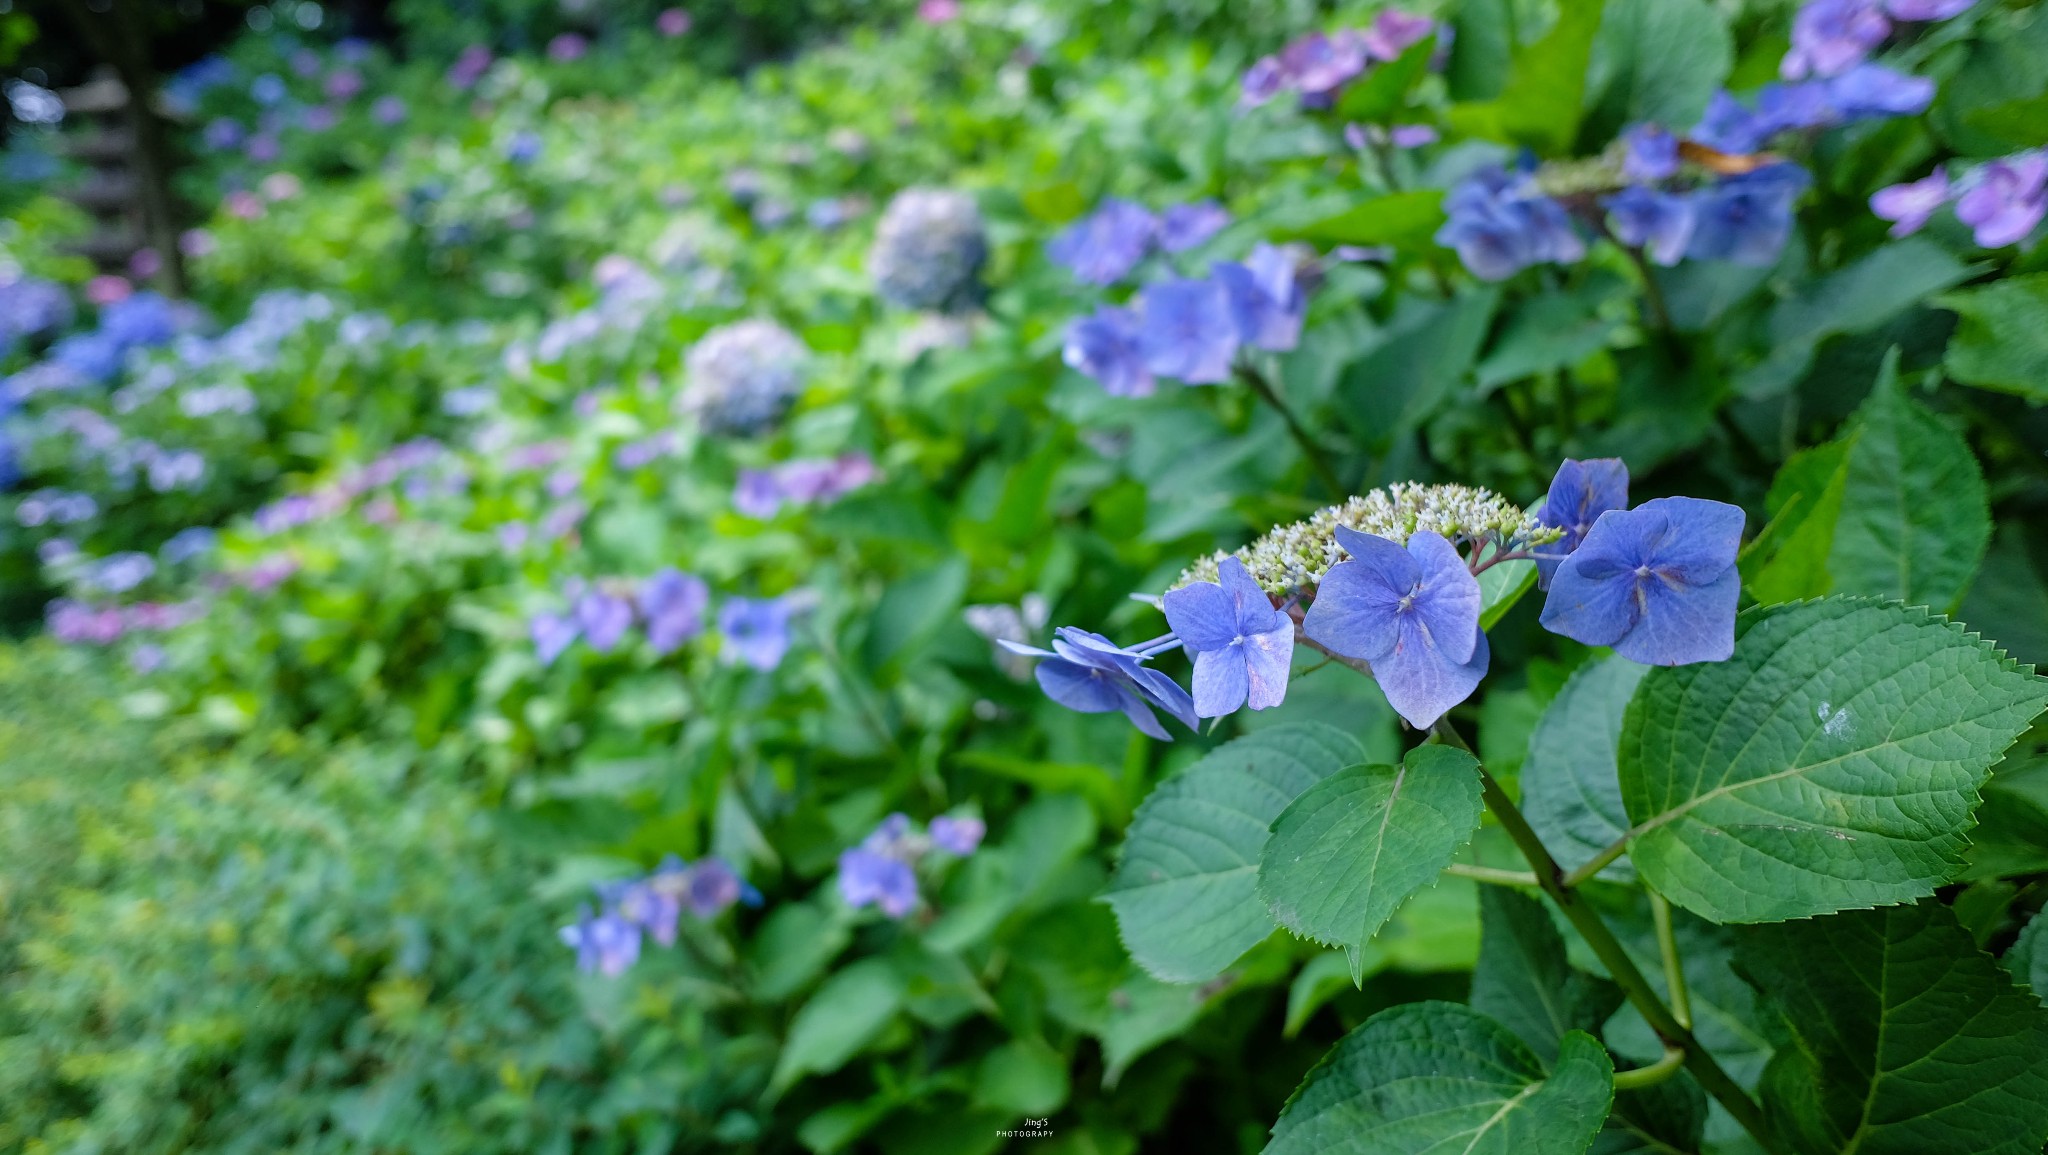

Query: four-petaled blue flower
639,568,710,655
1686,164,1810,265
1213,244,1306,353
929,814,986,855
559,906,642,976
1138,278,1240,384
1001,627,1198,740
1047,199,1158,286
1539,496,1744,666
720,596,794,670
1162,557,1294,718
1437,167,1585,281
574,590,635,653
1605,187,1696,267
1159,201,1232,252
1064,305,1154,397
1535,457,1630,587
1302,527,1489,729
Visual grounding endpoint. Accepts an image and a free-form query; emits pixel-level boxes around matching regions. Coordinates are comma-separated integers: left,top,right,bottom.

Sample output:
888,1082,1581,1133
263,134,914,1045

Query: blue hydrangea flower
719,596,794,670
1539,496,1744,666
1437,168,1585,280
838,848,917,916
1782,0,1890,80
160,526,218,564
1000,627,1198,740
1047,200,1158,286
1162,557,1293,718
1138,277,1240,384
679,319,809,436
559,906,642,976
1063,305,1154,397
1885,0,1973,17
680,856,749,918
531,610,579,665
612,870,684,946
1159,201,1232,252
1692,91,1773,154
1686,165,1810,265
929,815,986,855
868,187,989,311
1536,458,1630,587
1870,167,1952,237
639,569,709,655
1302,528,1488,728
1954,152,2046,248
575,590,634,653
1213,244,1306,353
1825,63,1935,119
1620,124,1680,183
1604,187,1696,267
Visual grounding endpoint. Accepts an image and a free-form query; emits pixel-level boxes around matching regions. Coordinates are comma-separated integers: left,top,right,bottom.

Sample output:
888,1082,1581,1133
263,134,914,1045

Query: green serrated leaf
1471,887,1622,1063
1620,598,2048,924
1744,439,1852,604
1523,656,1649,882
1939,274,2048,402
1739,902,2048,1155
1258,745,1483,978
1104,724,1365,983
1265,1002,1614,1155
1597,1076,1708,1155
2006,913,2048,1005
1733,239,1971,400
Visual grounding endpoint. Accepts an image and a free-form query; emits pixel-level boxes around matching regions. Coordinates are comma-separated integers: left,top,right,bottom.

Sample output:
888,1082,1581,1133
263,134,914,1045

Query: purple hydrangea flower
838,848,918,916
639,569,710,654
547,32,589,61
372,95,408,126
1686,164,1810,265
1213,244,1306,353
1782,0,1891,80
1301,528,1488,729
1605,186,1697,266
1280,30,1369,106
1621,124,1680,183
1870,167,1951,237
1535,458,1630,587
202,118,245,152
613,871,683,946
1437,168,1585,280
532,610,580,665
1824,63,1935,119
1539,497,1744,666
999,627,1198,740
1241,56,1288,107
1362,9,1436,61
1955,152,2047,248
574,590,634,653
733,469,783,517
1047,200,1158,285
1159,200,1232,252
681,857,746,918
560,906,642,976
719,596,794,671
1884,0,1973,17
1138,277,1240,384
1163,556,1293,718
929,815,986,855
1063,305,1154,397
1387,124,1440,148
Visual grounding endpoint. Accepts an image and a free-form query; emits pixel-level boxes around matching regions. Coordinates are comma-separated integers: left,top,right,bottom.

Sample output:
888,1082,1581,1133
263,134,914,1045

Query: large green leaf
1939,274,2048,402
1742,439,1852,605
1265,1002,1614,1155
1446,0,1609,155
1290,190,1446,249
1732,239,1971,399
2006,913,2048,1004
1470,886,1621,1063
1739,902,2048,1155
1522,656,1649,882
1336,290,1500,451
1258,745,1483,980
1583,0,1733,137
1104,724,1365,983
769,957,907,1097
1619,597,2047,923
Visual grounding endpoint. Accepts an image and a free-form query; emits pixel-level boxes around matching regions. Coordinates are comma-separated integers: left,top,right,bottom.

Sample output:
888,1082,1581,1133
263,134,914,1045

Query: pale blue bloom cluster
560,856,761,977
868,187,989,311
677,318,809,435
838,811,985,918
1872,152,2046,247
1062,242,1307,396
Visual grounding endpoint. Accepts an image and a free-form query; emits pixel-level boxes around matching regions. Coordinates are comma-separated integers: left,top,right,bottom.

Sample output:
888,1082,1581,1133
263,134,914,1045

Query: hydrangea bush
4,0,2048,1152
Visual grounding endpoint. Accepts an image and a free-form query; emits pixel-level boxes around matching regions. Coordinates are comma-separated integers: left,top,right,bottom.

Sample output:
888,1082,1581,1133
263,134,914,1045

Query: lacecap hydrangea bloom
867,187,989,312
1004,465,1744,732
678,319,809,435
560,856,760,976
837,811,984,918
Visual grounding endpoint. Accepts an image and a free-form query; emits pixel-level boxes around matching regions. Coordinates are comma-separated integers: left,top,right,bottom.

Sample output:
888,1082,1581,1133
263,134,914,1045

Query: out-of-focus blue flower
929,815,985,855
1213,243,1306,353
1241,56,1288,107
0,277,71,350
100,291,181,349
1437,167,1585,280
869,187,988,311
574,590,634,653
1686,164,1810,265
719,596,794,670
560,906,641,976
1620,124,1680,183
506,131,543,165
1162,557,1293,718
371,95,407,125
51,333,125,385
1825,63,1935,119
1159,200,1232,252
202,117,245,152
532,610,579,665
1047,199,1157,286
1535,458,1629,587
1884,0,1973,17
1870,167,1951,237
612,869,683,946
679,319,808,435
547,32,589,61
1278,30,1369,106
681,857,752,917
89,551,155,594
161,526,218,564
1000,627,1198,740
1605,186,1696,266
1955,152,2046,248
838,847,918,916
1138,277,1239,384
250,73,288,106
1302,527,1488,729
1540,496,1744,666
1782,0,1890,80
639,568,709,654
1063,305,1153,397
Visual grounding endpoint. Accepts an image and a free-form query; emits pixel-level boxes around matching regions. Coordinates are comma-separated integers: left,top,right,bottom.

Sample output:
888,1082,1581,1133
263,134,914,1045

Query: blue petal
1035,659,1127,713
1615,564,1740,666
1302,528,1417,660
1218,557,1286,638
1114,682,1174,740
1374,620,1490,729
1636,496,1745,585
1128,664,1199,731
1540,549,1643,648
1407,531,1483,665
1241,621,1295,710
1163,577,1240,653
1191,648,1249,718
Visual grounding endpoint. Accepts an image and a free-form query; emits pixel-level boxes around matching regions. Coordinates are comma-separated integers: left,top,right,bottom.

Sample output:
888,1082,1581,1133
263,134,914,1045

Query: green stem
1444,863,1541,888
1561,834,1631,887
1651,890,1692,1031
1611,1045,1687,1091
1429,721,1780,1153
1234,363,1346,497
